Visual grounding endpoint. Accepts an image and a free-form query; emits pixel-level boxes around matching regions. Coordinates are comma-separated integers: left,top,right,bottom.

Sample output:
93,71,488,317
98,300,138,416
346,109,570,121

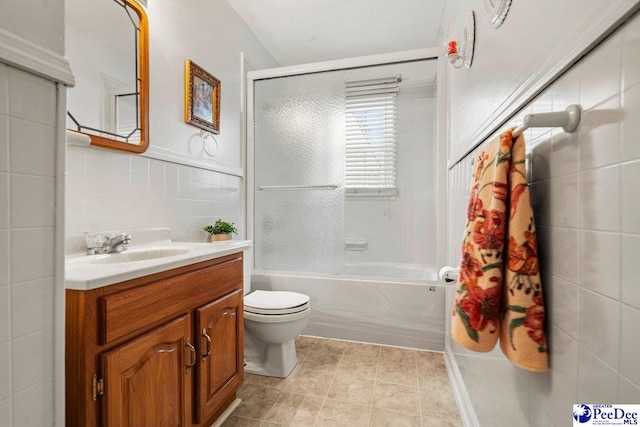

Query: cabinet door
101,314,194,427
195,290,243,424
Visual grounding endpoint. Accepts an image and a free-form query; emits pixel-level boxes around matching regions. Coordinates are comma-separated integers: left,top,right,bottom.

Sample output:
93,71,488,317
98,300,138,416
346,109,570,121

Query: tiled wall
0,63,58,426
446,12,640,426
66,145,243,244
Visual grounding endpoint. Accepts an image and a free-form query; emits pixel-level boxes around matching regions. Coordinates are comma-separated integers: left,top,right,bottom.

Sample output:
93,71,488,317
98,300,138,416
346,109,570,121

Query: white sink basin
65,234,252,290
90,248,190,264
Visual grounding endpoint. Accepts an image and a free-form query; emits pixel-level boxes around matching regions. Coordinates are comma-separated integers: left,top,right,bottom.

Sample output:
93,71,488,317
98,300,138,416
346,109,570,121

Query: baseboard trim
445,344,479,427
210,398,242,427
0,27,74,86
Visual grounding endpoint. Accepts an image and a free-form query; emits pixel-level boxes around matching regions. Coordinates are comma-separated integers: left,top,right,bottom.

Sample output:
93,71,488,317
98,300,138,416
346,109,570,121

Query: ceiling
226,0,448,66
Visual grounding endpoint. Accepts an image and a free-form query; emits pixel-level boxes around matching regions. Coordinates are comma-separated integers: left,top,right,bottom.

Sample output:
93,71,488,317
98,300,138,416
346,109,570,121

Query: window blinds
115,93,140,143
345,76,400,198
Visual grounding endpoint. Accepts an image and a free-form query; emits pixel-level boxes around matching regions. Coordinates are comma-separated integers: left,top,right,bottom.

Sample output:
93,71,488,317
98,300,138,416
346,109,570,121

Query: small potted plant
204,219,238,242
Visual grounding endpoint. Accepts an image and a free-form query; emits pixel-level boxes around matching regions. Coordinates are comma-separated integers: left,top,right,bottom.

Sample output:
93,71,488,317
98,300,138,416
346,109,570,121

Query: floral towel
451,130,548,372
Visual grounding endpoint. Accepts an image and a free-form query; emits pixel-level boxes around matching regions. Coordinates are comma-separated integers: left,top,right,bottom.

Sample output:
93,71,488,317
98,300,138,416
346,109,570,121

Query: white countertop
65,239,251,291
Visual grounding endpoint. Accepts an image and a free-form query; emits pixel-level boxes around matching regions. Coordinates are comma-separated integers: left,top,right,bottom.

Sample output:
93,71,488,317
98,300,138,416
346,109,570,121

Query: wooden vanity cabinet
194,290,243,424
101,314,194,426
66,253,244,427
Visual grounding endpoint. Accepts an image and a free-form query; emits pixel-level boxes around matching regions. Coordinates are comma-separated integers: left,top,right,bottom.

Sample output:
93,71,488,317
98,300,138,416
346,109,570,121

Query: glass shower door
253,70,346,275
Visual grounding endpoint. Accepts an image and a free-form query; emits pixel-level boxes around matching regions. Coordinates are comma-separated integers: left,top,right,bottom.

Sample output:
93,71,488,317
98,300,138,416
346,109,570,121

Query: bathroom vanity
65,235,250,427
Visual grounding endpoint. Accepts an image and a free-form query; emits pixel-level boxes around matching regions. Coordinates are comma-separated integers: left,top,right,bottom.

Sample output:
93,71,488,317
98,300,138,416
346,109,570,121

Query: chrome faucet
85,232,132,254
103,233,132,253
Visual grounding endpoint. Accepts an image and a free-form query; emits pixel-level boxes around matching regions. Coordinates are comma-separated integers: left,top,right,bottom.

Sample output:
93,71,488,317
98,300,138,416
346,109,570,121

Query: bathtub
250,265,445,351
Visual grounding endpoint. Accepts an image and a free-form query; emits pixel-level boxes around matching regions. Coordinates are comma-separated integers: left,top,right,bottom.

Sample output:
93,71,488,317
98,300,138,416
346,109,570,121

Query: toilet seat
244,290,310,315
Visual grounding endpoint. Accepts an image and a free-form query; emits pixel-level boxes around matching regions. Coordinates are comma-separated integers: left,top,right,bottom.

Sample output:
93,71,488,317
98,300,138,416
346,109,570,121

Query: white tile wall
579,290,621,368
0,173,8,228
12,377,54,427
620,305,640,385
580,30,622,111
10,118,56,177
621,234,640,309
620,160,640,233
12,329,54,393
0,63,57,427
0,66,7,116
580,231,620,299
619,377,640,404
578,348,619,403
66,145,243,245
0,397,10,426
0,231,8,286
620,84,640,161
548,275,579,339
0,115,8,171
11,278,54,338
579,96,621,170
579,166,620,231
10,175,55,228
447,11,640,426
7,68,56,126
0,287,9,343
0,344,9,399
550,174,578,227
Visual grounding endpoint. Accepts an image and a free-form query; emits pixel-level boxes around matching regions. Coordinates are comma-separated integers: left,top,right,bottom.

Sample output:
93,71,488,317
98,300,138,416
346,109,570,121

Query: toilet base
244,339,298,378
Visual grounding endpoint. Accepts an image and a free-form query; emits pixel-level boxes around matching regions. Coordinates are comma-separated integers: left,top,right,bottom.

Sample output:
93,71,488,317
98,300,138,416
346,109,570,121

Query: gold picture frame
185,59,221,134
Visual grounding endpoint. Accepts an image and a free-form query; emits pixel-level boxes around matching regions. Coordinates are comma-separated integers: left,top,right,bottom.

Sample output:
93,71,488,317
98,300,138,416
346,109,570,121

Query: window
345,76,399,198
115,92,140,143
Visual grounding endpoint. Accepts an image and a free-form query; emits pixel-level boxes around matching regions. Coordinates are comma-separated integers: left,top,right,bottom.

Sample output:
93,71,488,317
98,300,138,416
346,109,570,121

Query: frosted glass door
253,71,346,274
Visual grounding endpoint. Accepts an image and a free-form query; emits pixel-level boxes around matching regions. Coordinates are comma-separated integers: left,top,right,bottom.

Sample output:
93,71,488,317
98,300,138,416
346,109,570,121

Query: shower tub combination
247,48,446,352
252,267,444,350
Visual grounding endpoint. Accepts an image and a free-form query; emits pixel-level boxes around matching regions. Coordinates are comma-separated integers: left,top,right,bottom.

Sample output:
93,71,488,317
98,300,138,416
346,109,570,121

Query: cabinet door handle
185,338,196,373
201,328,211,361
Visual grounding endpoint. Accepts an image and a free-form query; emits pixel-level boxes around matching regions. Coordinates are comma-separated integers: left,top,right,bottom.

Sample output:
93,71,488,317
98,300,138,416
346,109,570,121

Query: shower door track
256,184,339,191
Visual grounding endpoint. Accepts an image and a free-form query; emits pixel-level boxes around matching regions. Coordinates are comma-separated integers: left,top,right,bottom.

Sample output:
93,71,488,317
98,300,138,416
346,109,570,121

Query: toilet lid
244,290,310,313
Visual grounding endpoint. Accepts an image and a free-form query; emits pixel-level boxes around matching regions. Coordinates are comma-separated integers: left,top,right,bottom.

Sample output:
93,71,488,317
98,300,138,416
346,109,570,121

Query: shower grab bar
256,184,339,191
512,104,581,137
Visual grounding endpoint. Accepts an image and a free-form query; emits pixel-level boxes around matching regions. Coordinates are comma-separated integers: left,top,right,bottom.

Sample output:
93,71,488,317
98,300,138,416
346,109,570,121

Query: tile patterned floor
222,336,463,427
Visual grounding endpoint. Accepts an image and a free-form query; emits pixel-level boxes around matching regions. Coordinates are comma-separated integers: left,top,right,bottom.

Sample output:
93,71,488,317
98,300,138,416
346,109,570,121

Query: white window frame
345,76,399,199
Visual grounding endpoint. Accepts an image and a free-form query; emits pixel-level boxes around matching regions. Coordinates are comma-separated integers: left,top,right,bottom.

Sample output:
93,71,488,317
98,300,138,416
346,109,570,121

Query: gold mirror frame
67,0,149,153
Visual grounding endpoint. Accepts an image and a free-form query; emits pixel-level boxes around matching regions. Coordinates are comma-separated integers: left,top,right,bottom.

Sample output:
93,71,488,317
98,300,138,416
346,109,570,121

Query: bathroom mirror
66,0,149,153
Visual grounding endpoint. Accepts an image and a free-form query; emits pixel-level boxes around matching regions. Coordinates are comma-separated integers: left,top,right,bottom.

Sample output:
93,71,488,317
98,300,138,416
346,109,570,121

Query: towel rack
256,184,339,191
512,104,581,137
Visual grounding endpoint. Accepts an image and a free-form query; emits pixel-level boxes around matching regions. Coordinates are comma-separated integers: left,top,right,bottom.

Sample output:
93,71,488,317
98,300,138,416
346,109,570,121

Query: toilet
243,290,310,378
